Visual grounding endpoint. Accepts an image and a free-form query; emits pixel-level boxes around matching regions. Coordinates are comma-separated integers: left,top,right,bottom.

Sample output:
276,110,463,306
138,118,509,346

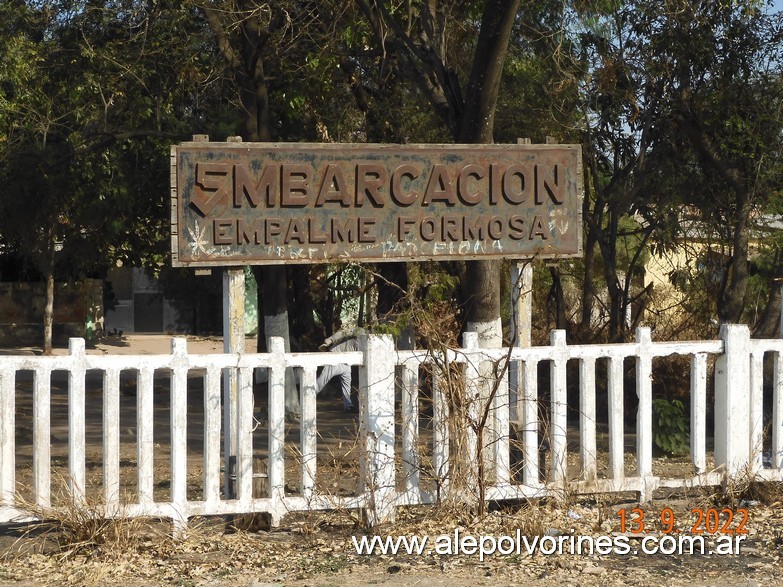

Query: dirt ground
1,334,782,586
1,493,782,586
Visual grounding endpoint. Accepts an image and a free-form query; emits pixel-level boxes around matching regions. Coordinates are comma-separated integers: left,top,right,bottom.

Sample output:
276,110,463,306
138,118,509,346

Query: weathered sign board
171,142,582,266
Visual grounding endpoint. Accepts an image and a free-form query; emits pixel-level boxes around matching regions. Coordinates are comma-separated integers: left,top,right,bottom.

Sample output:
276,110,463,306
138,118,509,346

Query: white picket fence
0,324,781,532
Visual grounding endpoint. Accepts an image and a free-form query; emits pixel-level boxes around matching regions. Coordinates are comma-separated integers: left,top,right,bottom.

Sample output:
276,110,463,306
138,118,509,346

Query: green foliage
563,0,783,339
0,0,212,283
652,398,689,457
0,0,781,346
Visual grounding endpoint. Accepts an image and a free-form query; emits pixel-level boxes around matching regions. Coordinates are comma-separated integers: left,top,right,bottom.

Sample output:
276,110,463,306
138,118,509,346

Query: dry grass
5,490,168,561
714,469,783,509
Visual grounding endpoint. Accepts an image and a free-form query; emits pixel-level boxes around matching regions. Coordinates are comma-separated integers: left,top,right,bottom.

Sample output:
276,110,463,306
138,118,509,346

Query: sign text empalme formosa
171,143,582,266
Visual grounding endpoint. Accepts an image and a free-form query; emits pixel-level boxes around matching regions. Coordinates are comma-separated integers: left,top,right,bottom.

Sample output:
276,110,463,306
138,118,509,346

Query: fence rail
0,324,781,532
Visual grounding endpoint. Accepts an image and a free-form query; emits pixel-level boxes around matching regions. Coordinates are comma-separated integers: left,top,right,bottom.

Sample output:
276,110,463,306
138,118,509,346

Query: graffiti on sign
170,143,582,266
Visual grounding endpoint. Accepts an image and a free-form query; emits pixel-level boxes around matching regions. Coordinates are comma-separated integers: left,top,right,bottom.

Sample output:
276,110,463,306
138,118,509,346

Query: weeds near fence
715,467,783,509
369,260,538,518
7,483,159,560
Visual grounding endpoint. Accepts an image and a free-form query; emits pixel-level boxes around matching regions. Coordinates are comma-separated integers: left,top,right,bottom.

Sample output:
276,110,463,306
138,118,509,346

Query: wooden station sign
171,142,582,266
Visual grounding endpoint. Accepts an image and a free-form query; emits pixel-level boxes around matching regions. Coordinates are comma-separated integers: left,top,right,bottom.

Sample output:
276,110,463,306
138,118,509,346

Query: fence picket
750,351,764,473
691,353,707,473
715,325,750,475
401,362,420,496
203,367,221,505
0,369,15,507
268,338,286,511
774,352,783,470
359,335,396,525
33,367,51,509
463,332,479,481
237,365,255,504
169,339,188,529
103,367,121,511
608,355,624,480
300,366,317,500
635,328,653,500
67,339,86,504
494,360,510,485
549,331,567,488
579,357,597,482
137,367,155,506
432,363,450,496
522,356,539,487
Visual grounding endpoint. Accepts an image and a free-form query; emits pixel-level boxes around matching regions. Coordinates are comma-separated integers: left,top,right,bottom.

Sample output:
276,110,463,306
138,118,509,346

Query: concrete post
549,330,568,489
509,261,532,422
359,334,396,525
714,324,751,476
635,327,654,501
223,267,245,497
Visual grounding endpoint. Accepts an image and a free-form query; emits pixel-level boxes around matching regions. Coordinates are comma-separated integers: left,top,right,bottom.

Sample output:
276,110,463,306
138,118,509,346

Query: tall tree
653,0,783,325
566,0,783,339
574,4,665,341
355,0,524,348
0,0,194,352
197,0,351,413
196,1,293,412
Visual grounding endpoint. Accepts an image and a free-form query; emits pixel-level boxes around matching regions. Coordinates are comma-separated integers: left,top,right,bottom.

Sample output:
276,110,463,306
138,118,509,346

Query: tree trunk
259,265,300,414
463,259,502,346
752,249,783,338
548,266,567,331
717,198,751,324
376,262,408,321
43,234,55,355
457,0,521,353
673,103,753,326
200,2,298,414
599,207,625,342
754,279,783,338
457,0,520,144
359,0,520,353
357,0,521,511
289,265,319,349
580,160,598,338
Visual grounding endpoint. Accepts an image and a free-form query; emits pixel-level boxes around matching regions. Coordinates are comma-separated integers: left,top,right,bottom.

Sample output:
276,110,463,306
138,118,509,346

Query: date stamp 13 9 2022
617,507,749,535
